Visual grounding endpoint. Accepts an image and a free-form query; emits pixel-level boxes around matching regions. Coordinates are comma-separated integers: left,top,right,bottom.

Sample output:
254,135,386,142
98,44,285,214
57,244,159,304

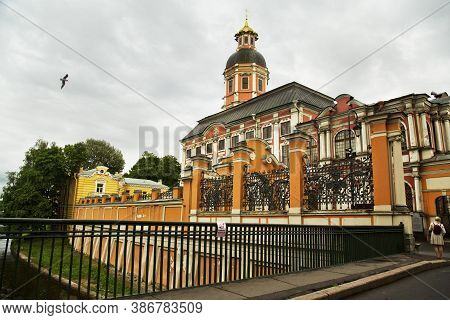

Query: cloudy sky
0,0,449,190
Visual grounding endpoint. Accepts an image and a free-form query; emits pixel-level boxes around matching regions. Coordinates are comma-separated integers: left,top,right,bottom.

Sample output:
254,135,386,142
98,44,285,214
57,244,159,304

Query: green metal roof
182,82,334,141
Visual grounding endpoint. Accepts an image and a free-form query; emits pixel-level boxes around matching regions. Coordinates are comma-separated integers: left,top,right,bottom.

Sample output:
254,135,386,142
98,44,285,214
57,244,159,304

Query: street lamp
345,96,361,158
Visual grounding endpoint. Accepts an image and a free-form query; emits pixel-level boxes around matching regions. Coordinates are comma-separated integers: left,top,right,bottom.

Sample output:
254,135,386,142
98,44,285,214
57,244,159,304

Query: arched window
404,183,414,211
401,124,408,151
335,130,355,159
306,138,318,163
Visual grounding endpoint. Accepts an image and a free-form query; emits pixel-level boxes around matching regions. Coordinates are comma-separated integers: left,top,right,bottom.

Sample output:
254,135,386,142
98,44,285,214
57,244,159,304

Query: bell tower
223,17,269,109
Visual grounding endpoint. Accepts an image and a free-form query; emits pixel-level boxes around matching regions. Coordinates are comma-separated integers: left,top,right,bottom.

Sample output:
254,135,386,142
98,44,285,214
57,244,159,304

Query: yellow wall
72,166,167,202
75,174,120,201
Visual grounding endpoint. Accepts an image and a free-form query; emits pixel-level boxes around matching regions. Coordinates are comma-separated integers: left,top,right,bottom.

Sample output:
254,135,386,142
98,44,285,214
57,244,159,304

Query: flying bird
60,74,69,89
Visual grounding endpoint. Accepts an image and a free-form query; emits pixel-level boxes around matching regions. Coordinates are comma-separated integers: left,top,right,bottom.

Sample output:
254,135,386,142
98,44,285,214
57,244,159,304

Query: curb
291,259,450,300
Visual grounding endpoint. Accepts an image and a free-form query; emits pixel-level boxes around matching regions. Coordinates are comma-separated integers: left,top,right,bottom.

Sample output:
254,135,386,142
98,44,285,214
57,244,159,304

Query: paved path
132,254,422,300
345,265,450,299
415,240,450,259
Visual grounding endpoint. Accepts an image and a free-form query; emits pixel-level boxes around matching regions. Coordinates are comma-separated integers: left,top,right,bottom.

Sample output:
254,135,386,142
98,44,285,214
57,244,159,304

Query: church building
181,18,450,233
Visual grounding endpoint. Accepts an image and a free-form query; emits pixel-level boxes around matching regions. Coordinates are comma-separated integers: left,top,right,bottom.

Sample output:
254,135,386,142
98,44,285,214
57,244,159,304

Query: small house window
244,36,248,44
250,37,254,45
206,143,213,154
228,79,233,93
262,126,272,140
242,77,249,90
186,149,192,158
280,121,291,136
96,182,104,193
218,139,225,151
238,37,242,45
401,125,408,151
245,130,255,140
231,135,239,147
258,78,263,91
196,146,202,155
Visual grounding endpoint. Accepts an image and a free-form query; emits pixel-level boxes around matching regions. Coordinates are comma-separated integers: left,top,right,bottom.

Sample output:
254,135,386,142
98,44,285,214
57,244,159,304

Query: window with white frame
245,130,255,140
280,121,291,136
262,125,272,140
218,139,225,151
228,79,233,94
306,139,318,163
186,149,192,158
242,77,249,90
231,135,239,147
401,125,408,151
335,130,355,159
206,143,213,154
196,146,202,155
96,181,105,193
258,78,263,91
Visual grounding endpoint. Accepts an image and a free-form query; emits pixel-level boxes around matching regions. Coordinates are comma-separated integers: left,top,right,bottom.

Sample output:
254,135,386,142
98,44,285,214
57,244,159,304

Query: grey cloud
0,0,449,190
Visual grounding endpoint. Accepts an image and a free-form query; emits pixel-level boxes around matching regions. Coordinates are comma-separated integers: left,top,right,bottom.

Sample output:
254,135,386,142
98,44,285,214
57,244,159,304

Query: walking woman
429,216,446,259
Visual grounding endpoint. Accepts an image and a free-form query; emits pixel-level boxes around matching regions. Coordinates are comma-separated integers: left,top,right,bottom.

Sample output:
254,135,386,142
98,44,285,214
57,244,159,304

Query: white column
444,119,450,152
407,113,417,147
391,137,407,207
433,119,444,152
252,65,257,98
234,73,239,103
239,130,245,142
361,121,368,152
413,172,423,212
319,131,326,160
273,121,280,160
420,113,430,147
200,144,205,155
225,135,231,156
325,130,331,159
290,107,299,132
255,120,261,138
212,140,218,165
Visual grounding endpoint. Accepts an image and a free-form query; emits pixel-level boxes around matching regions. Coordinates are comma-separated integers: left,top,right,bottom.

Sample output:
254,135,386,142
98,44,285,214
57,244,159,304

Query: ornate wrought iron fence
199,174,233,212
304,155,374,210
0,218,404,300
243,168,290,212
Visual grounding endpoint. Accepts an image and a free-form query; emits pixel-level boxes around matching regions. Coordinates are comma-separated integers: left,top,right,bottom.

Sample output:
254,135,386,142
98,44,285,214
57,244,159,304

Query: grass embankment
19,238,131,298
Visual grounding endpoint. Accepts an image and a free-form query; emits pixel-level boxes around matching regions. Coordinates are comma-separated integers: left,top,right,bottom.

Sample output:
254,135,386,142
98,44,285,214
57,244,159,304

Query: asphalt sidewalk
134,254,448,300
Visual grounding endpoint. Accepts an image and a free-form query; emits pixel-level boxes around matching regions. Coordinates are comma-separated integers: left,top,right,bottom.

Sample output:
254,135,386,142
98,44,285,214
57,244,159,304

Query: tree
125,152,181,187
63,142,87,175
81,139,125,173
125,152,160,182
1,140,67,219
158,155,181,187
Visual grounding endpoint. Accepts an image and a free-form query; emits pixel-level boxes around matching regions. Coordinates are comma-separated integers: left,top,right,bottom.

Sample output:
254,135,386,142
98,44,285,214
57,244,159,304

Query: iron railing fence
243,168,290,212
0,218,404,300
304,155,374,211
199,174,233,212
158,190,173,200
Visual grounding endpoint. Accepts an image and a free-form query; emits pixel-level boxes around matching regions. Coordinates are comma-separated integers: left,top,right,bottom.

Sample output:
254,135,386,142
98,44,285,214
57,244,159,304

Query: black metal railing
199,174,233,212
243,168,290,212
158,190,173,200
0,218,404,300
304,155,374,211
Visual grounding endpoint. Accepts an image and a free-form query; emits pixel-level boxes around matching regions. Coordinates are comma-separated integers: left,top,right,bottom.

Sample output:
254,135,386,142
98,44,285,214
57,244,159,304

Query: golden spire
239,13,254,33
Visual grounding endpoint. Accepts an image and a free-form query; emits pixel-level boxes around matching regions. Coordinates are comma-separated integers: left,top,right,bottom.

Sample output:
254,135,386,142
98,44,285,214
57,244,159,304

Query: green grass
19,238,132,298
